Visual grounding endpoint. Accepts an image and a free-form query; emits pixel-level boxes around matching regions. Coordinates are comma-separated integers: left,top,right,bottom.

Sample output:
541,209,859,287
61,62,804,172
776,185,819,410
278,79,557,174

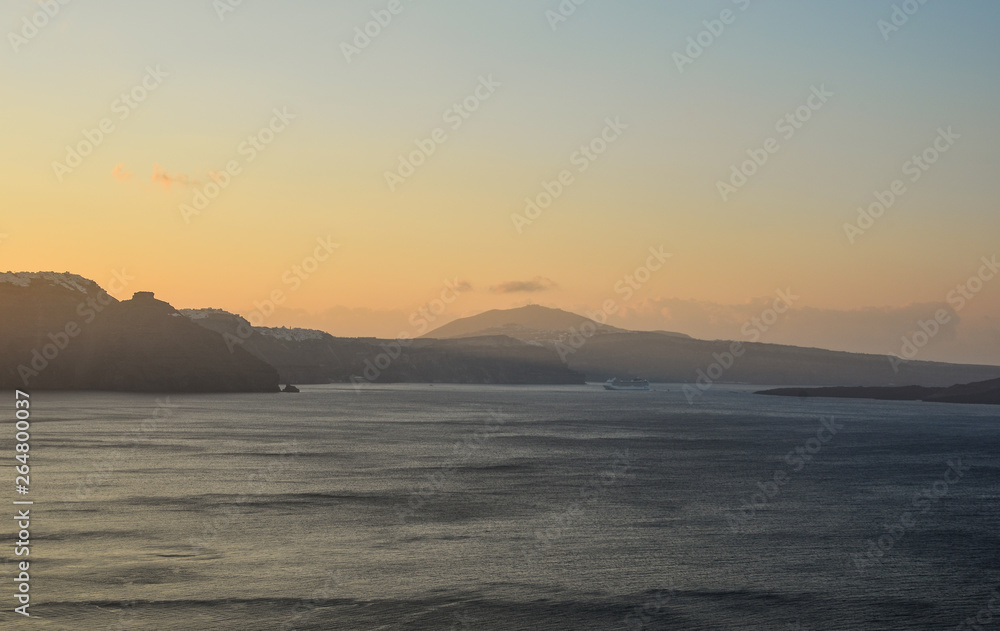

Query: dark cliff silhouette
0,273,278,392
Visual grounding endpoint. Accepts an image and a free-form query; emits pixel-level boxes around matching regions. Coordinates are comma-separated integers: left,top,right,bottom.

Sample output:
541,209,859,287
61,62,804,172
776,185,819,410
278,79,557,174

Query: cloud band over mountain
490,277,557,294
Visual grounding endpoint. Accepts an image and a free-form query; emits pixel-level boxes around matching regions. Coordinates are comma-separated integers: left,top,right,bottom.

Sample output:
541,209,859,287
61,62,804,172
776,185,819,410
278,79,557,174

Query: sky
3,0,999,364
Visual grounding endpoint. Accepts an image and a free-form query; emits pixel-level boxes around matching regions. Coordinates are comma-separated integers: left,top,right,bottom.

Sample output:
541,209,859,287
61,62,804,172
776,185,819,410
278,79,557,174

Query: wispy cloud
111,163,133,181
151,163,195,189
490,276,557,294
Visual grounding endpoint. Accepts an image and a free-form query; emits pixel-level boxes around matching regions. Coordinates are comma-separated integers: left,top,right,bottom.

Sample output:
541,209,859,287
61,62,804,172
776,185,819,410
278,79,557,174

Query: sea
8,384,1000,630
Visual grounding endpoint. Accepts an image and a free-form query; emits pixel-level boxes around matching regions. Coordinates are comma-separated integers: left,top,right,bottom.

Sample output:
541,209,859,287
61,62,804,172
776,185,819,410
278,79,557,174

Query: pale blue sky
3,0,999,362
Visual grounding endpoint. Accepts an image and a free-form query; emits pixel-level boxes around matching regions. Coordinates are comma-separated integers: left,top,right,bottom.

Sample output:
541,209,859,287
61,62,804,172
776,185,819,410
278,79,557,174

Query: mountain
8,275,999,392
0,273,279,392
757,377,1000,405
181,308,583,386
423,305,1000,387
424,304,695,344
423,305,629,343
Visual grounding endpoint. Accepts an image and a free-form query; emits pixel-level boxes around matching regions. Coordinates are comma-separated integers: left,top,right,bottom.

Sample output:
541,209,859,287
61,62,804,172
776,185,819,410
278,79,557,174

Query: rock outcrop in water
0,273,279,392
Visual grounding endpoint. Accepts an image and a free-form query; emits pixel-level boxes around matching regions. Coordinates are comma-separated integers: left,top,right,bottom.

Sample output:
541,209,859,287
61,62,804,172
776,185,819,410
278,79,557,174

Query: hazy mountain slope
565,331,1000,387
181,309,584,385
424,306,1000,387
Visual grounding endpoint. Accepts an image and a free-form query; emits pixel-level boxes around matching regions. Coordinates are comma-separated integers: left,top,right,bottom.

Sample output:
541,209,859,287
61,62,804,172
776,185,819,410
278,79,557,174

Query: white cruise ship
603,378,650,391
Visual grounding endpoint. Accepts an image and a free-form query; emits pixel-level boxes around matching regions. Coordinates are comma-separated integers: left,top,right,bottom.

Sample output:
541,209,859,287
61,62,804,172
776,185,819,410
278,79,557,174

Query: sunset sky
3,0,999,364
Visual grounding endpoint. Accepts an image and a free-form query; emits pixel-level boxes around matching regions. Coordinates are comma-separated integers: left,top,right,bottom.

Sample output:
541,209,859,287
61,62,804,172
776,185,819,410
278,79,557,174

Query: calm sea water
8,384,1000,630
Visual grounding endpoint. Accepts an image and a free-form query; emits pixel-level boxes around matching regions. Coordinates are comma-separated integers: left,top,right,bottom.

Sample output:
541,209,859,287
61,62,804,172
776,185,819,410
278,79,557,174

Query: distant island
4,272,1000,393
756,378,1000,406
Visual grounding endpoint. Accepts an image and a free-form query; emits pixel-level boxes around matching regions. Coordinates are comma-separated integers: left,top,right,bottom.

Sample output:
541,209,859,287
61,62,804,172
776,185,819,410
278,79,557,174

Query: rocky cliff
0,273,279,392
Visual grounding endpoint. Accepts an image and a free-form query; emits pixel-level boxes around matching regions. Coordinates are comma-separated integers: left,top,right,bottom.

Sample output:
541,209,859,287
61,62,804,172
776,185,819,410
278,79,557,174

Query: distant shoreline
757,379,1000,406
